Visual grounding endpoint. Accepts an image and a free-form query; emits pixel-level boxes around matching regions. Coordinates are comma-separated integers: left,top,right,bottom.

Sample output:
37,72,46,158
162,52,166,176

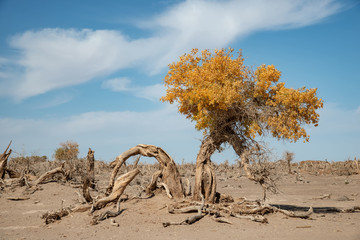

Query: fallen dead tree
34,163,65,185
41,167,141,225
42,204,92,224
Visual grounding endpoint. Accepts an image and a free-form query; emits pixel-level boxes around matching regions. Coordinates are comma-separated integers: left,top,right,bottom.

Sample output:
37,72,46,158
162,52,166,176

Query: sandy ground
0,170,359,240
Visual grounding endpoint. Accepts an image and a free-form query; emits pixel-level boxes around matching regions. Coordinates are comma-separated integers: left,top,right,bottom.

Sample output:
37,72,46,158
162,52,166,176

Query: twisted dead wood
163,194,205,227
42,204,92,224
92,168,140,211
0,141,12,179
91,196,124,225
34,163,65,185
107,144,184,199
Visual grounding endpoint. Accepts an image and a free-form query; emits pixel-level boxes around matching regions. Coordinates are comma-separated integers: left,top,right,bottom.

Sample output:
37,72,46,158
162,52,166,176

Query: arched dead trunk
106,144,184,199
193,137,219,203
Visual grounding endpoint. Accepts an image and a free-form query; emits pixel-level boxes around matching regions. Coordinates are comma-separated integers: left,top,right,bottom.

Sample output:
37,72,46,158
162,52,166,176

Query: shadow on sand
270,204,341,213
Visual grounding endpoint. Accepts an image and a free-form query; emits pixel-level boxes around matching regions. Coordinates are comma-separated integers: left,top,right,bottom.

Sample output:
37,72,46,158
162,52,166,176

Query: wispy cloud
0,105,199,161
102,78,165,101
101,77,132,91
0,0,345,101
34,93,74,109
1,103,358,162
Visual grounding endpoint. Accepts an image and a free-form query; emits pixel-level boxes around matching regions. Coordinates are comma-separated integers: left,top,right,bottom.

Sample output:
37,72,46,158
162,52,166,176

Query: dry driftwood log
107,144,184,199
0,141,12,179
34,163,65,185
42,204,92,224
231,213,268,223
276,206,313,219
92,168,140,211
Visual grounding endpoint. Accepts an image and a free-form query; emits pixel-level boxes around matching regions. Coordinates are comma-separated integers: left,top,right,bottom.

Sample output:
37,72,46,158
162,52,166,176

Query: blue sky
0,0,359,163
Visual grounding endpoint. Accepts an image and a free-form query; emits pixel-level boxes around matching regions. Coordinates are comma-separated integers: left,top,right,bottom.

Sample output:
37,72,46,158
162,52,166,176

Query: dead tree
34,163,65,185
86,148,95,188
0,141,12,179
239,145,278,201
284,151,295,174
106,144,184,199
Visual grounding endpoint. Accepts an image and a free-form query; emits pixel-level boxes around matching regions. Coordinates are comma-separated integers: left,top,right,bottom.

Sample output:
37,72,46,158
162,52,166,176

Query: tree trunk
106,144,184,199
193,137,218,203
0,141,12,180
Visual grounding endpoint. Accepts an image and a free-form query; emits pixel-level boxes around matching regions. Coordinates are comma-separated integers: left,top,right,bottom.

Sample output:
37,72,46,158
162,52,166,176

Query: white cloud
1,103,358,163
0,105,201,161
102,77,165,101
0,0,344,101
101,77,131,91
134,84,165,101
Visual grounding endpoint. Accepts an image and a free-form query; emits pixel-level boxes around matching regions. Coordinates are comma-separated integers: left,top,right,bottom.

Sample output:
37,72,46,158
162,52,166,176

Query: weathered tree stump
0,141,12,180
86,148,95,188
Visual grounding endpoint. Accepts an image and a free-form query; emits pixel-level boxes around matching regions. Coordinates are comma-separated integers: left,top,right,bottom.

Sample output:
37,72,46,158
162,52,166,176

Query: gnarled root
91,197,124,225
163,193,205,227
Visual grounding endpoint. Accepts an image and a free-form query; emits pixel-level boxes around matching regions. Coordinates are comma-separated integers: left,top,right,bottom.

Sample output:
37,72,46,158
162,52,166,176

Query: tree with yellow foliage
161,48,323,202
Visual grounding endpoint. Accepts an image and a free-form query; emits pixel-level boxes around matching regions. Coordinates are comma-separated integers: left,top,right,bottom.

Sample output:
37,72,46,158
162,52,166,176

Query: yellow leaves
161,47,323,143
254,64,281,98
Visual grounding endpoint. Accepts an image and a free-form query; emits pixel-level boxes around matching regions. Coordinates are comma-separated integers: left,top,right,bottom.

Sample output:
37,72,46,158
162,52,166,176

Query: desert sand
0,162,359,240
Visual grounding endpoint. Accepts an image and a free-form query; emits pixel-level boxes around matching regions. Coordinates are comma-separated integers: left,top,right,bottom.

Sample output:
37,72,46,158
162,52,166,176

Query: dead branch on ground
163,193,205,227
41,204,92,224
91,196,124,225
